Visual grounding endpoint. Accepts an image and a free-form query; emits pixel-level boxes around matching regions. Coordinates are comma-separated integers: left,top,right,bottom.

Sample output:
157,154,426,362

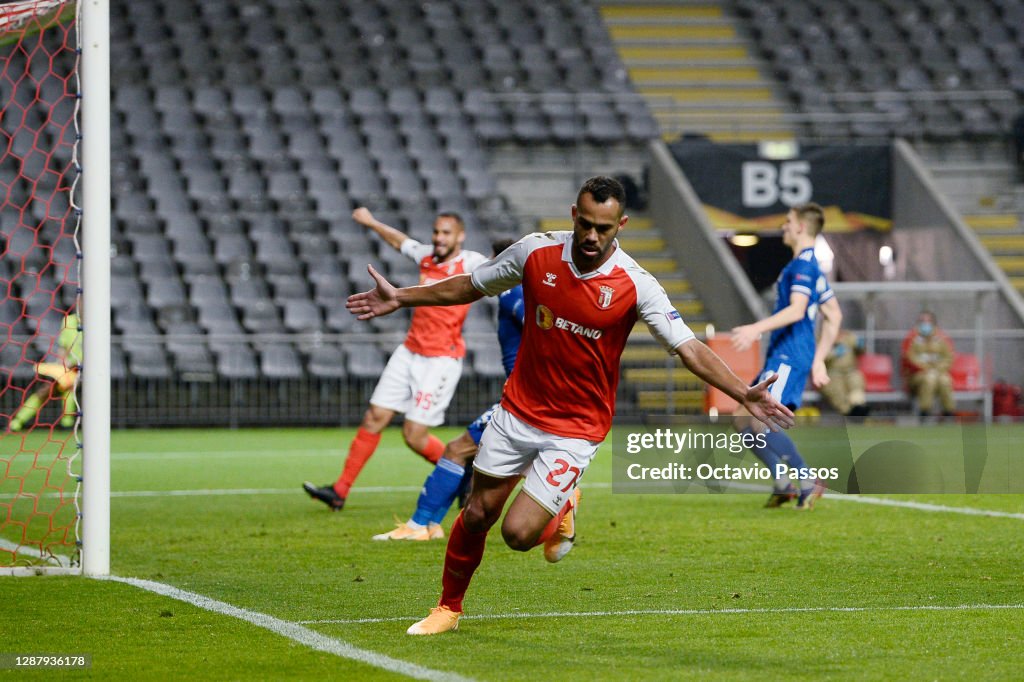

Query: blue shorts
466,402,501,445
757,356,809,410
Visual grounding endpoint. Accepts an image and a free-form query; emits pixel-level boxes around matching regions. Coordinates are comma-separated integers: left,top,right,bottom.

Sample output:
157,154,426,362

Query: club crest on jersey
597,285,614,308
542,272,557,287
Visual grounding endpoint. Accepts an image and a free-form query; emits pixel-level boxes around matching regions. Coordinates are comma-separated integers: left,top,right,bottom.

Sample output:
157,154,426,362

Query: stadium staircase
968,207,1024,294
536,213,709,413
923,144,1024,294
596,1,794,142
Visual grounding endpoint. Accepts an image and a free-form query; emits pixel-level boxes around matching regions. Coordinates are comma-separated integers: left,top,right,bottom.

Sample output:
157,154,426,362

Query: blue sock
744,428,803,491
748,429,814,492
412,458,465,526
430,465,474,525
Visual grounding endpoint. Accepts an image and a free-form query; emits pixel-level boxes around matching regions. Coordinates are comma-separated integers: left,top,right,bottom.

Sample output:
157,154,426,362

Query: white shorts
369,344,463,427
474,406,599,515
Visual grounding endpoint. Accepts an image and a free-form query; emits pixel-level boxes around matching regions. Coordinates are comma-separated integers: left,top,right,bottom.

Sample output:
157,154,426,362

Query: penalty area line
302,602,1024,626
102,576,474,682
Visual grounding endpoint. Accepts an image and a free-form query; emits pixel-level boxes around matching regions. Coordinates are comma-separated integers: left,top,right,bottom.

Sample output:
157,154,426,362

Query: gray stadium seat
282,300,321,333
346,344,386,379
307,344,347,378
216,344,259,379
259,344,303,379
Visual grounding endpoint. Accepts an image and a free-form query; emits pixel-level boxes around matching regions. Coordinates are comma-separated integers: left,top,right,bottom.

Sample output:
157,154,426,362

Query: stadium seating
87,0,663,391
730,0,1024,140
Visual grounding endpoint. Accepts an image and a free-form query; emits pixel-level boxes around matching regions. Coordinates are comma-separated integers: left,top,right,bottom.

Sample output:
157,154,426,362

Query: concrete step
671,299,705,316
629,65,763,83
638,85,776,101
624,367,702,384
964,214,1021,231
635,256,682,274
648,102,788,114
614,37,747,47
618,45,751,61
622,344,676,363
601,5,724,20
994,256,1024,274
608,24,737,40
978,234,1024,253
618,234,666,252
660,279,691,295
636,390,706,410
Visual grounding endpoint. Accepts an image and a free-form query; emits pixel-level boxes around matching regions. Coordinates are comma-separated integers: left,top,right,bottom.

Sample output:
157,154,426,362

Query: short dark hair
436,211,465,231
576,176,626,213
491,236,517,257
794,202,825,236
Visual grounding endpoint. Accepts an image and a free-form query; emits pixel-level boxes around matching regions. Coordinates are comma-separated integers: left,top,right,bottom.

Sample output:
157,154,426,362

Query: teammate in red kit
347,177,794,634
303,207,488,511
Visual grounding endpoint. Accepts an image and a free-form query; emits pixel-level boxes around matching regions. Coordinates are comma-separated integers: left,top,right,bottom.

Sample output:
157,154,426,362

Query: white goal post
80,0,110,578
0,0,109,577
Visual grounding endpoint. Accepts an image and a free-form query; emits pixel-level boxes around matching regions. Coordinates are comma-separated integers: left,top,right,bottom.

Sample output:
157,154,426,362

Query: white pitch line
825,494,1024,519
5,482,1022,521
103,576,474,682
111,449,339,461
301,602,1024,626
0,483,419,499
0,537,68,566
0,483,612,501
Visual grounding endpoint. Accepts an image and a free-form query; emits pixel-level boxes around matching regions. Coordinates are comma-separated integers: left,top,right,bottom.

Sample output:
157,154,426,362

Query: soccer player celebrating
373,238,524,542
730,203,842,510
347,177,794,635
303,208,487,511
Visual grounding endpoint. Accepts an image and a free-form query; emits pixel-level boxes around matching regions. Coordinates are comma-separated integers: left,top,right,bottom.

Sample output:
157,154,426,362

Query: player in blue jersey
373,238,525,541
731,203,842,510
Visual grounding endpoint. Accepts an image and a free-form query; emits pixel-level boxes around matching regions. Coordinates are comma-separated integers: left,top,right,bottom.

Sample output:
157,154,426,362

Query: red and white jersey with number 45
400,239,488,359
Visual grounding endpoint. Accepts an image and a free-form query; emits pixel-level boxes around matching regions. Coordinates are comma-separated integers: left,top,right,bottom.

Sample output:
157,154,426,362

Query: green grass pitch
2,425,1024,680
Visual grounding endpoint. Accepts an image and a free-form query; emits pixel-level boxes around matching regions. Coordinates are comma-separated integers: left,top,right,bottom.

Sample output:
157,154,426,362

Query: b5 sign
669,140,892,230
741,161,812,208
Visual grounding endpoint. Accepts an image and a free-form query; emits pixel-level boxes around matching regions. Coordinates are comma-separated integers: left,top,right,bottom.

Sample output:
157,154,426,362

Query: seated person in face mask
820,329,870,417
901,310,955,417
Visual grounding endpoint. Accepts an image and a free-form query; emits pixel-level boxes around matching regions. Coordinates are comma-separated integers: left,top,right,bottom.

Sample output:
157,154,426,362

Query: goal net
0,0,82,573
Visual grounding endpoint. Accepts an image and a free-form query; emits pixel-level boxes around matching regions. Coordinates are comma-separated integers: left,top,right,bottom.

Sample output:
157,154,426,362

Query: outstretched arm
352,207,408,252
346,265,484,320
675,338,795,431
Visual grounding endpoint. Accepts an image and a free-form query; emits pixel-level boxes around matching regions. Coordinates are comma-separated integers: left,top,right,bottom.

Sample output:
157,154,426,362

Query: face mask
918,322,933,336
833,343,847,358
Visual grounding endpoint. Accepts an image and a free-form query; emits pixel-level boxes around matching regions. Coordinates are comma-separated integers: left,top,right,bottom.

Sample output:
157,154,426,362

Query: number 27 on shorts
546,458,581,492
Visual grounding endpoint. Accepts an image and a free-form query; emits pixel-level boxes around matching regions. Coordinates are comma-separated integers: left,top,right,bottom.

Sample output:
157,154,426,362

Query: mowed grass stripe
6,428,1022,679
105,575,475,682
306,602,1024,625
29,481,1024,521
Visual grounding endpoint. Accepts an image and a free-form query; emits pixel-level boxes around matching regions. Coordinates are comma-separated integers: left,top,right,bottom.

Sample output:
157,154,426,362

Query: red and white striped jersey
470,231,695,440
400,239,488,358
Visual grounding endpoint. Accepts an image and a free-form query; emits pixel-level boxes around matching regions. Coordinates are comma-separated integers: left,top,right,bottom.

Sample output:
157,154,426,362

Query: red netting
0,0,81,570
